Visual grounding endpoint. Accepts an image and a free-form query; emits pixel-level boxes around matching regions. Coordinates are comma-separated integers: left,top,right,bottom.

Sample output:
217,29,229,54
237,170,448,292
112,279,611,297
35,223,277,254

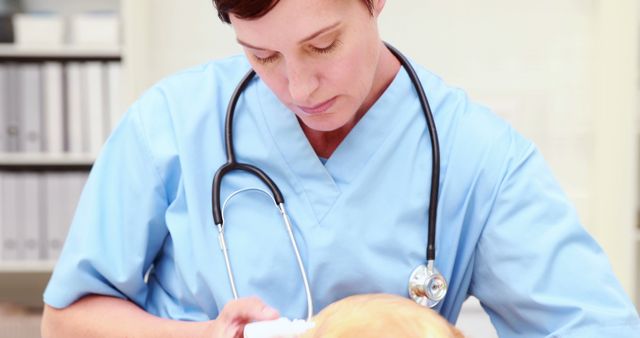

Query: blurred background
0,0,637,337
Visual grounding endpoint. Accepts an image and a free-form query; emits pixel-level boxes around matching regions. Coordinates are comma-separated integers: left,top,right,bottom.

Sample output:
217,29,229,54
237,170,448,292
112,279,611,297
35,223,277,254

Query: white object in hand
244,317,315,338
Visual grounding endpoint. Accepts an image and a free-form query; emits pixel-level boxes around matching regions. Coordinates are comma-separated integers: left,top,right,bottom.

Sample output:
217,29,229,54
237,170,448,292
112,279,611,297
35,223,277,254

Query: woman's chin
296,114,346,133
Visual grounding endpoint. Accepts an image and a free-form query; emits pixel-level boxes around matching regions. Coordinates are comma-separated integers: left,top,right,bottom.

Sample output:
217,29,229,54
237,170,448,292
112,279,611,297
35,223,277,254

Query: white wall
146,0,239,82
123,0,239,100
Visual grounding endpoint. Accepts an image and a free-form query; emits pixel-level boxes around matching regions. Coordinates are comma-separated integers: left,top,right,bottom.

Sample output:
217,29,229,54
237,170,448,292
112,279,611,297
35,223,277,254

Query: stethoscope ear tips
408,261,448,308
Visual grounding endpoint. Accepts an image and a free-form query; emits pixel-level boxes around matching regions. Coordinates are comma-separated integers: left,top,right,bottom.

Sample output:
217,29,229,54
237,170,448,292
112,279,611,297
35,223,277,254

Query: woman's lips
297,97,337,115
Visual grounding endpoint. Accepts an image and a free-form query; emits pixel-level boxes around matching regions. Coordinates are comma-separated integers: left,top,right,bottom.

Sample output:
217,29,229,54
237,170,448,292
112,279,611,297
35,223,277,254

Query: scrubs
44,55,640,336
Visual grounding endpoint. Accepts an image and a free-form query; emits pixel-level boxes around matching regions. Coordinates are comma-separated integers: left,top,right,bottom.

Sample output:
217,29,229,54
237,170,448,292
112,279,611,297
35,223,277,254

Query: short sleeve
470,142,640,337
43,98,170,309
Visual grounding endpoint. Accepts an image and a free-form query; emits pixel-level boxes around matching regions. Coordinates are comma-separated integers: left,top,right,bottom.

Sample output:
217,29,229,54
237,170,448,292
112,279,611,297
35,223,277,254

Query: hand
203,297,280,338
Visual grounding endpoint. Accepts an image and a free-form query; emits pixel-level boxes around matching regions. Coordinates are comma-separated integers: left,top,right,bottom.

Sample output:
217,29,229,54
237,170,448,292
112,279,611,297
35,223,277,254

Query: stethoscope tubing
212,68,284,226
217,187,313,319
384,43,441,261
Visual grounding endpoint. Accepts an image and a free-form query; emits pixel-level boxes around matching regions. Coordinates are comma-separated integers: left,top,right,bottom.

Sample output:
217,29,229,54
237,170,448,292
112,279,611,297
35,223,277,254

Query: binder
18,63,43,153
69,12,120,47
43,62,64,153
21,173,42,260
68,173,87,214
106,62,123,132
5,65,19,152
84,62,106,155
13,13,64,46
65,62,84,154
45,172,88,260
44,172,65,260
0,64,8,152
1,173,21,260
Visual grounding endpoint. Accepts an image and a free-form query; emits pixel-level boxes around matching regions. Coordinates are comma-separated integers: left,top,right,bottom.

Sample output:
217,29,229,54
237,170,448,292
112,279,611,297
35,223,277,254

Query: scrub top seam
441,254,476,321
431,90,466,187
476,128,524,233
469,132,535,293
130,94,171,203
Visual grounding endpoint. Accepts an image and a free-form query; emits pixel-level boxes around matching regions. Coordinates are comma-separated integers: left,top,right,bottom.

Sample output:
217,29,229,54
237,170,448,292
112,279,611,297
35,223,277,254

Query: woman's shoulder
125,55,253,133
411,63,534,173
156,55,252,93
412,64,510,136
112,56,254,178
135,54,252,106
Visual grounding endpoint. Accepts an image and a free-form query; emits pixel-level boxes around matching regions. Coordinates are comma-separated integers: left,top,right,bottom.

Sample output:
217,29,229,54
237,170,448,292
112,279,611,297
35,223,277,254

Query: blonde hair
301,294,465,338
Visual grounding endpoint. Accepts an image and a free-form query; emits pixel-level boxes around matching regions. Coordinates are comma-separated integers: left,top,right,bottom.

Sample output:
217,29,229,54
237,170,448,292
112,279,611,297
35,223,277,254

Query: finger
223,297,280,323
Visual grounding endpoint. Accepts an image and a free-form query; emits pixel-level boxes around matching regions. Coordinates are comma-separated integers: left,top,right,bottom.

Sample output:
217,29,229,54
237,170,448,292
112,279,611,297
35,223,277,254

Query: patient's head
301,294,464,338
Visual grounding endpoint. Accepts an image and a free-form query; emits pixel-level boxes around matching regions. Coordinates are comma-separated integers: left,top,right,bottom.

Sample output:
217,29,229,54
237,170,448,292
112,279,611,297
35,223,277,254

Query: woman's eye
311,40,341,55
254,53,279,65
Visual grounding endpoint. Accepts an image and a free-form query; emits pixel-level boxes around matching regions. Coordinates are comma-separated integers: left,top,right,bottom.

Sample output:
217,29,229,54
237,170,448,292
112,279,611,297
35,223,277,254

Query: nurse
42,0,640,337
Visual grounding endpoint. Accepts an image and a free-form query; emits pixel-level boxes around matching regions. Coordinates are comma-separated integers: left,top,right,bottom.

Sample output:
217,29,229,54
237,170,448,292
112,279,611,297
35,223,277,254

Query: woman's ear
372,0,387,16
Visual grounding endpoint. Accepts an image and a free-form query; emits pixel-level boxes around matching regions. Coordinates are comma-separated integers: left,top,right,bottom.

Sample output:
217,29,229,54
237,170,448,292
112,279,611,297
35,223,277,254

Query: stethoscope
211,43,447,320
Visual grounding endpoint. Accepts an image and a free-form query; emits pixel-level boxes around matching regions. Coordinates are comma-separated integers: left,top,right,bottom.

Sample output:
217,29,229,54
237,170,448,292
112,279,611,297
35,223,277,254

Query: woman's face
230,0,385,133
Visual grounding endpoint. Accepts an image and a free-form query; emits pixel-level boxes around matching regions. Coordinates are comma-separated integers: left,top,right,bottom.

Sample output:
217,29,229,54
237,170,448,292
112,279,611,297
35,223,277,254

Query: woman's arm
470,140,640,336
41,295,279,338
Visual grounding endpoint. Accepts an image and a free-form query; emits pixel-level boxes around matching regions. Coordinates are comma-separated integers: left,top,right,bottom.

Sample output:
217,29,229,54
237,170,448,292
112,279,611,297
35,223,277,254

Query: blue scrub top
44,55,640,336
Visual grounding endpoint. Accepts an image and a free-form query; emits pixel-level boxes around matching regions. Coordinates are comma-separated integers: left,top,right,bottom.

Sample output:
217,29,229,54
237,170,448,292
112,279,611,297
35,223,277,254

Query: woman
42,0,639,337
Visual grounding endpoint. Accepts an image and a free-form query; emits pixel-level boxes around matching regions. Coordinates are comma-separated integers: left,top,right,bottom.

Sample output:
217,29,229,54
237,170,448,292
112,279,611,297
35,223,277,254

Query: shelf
0,261,55,273
0,153,94,171
0,266,52,308
0,43,122,62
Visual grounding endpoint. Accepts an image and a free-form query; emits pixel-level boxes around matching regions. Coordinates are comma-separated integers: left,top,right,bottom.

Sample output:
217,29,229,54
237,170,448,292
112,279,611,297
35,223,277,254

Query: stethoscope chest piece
408,261,448,308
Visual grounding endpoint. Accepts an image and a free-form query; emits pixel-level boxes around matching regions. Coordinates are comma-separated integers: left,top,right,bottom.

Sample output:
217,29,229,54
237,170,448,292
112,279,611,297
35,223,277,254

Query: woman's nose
286,61,319,104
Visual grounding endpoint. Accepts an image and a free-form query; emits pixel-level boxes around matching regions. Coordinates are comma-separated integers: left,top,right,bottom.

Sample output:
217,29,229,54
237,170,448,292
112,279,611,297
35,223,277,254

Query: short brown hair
212,0,374,23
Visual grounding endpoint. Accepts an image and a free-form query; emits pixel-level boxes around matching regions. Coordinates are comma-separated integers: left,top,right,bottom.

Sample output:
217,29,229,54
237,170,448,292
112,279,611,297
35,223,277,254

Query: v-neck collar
255,68,410,222
324,69,410,184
